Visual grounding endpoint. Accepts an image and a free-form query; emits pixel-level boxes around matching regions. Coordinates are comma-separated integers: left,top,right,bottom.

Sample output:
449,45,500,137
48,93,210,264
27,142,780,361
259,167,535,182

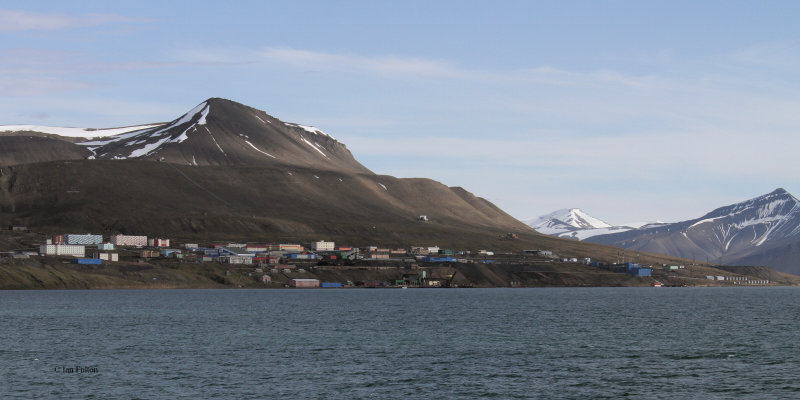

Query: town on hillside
3,228,774,287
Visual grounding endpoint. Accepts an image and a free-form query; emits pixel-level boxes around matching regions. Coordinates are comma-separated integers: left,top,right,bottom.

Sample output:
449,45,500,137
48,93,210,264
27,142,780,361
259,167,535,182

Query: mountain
586,189,800,274
3,97,776,274
524,208,644,240
0,98,543,249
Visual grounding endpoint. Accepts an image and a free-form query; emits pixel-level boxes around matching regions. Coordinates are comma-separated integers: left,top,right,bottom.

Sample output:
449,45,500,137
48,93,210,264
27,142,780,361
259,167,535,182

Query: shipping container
72,258,102,265
320,282,342,288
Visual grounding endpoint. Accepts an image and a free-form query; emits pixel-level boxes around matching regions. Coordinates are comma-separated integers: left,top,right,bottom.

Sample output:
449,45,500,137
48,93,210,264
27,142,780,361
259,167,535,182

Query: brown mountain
0,98,754,270
0,98,532,247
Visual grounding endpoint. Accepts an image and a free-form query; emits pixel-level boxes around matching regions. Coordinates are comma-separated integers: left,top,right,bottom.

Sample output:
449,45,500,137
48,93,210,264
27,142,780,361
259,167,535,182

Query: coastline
2,258,795,290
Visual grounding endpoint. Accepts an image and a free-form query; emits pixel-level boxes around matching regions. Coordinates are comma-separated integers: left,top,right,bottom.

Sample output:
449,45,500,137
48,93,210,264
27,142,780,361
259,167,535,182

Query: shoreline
1,257,795,290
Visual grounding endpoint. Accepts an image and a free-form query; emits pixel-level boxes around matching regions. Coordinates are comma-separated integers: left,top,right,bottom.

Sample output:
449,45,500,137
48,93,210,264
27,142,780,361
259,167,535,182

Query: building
92,252,119,262
311,240,335,251
289,279,320,288
65,234,103,245
40,244,85,257
267,243,304,253
219,255,254,265
140,250,160,258
522,250,553,257
98,243,115,251
160,249,182,257
245,244,268,253
110,235,148,246
288,253,318,260
148,238,170,247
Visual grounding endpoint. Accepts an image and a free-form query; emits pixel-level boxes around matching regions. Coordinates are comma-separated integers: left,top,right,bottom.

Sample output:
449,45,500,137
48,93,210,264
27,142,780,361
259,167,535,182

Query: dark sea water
2,287,800,399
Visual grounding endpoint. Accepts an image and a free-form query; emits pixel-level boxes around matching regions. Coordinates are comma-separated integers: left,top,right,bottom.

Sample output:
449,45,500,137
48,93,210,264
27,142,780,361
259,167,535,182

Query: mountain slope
0,136,92,166
587,189,800,274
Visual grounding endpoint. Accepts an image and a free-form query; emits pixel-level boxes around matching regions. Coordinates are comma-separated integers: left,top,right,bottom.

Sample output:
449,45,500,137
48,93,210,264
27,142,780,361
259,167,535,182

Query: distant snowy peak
528,208,612,232
525,208,660,240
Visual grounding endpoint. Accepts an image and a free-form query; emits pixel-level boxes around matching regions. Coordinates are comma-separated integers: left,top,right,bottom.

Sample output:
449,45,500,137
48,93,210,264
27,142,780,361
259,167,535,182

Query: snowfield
0,124,164,139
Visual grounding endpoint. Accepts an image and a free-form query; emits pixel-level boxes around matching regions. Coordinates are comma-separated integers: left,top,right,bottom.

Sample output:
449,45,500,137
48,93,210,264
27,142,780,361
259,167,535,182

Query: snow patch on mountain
301,137,329,158
0,124,163,138
284,122,335,140
79,101,210,159
244,140,276,158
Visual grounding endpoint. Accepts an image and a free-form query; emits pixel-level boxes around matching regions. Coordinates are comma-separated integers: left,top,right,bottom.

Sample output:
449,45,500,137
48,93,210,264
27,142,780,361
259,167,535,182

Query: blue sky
2,1,799,224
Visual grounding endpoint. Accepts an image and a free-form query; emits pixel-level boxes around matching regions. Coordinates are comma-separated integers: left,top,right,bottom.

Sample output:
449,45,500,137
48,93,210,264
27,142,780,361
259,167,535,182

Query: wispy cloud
0,9,147,32
175,46,481,79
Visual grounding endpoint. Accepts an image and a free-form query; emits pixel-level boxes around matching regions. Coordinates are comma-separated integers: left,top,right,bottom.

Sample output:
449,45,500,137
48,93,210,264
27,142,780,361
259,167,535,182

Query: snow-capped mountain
0,97,533,246
0,98,370,174
525,208,642,240
587,188,800,274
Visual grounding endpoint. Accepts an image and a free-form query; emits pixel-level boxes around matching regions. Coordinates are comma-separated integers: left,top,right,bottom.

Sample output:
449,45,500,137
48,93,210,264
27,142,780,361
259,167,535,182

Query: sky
1,1,799,225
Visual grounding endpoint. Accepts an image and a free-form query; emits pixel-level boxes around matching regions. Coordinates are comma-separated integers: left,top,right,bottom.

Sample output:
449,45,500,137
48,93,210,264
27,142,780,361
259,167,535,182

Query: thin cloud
0,9,149,32
0,76,91,96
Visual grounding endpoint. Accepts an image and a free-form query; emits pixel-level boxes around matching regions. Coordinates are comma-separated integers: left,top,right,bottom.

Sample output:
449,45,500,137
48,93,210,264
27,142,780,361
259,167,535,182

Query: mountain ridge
586,188,800,274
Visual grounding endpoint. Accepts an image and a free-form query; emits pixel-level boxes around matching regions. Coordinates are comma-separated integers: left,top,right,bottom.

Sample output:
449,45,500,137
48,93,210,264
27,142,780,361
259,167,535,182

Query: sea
2,287,800,399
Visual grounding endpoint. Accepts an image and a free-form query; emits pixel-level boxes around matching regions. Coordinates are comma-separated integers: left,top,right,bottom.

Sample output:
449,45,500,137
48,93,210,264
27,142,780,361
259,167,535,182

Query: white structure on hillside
311,240,335,251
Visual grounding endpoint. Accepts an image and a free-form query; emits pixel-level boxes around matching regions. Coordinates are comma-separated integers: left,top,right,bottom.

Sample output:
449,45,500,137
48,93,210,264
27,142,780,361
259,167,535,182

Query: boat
652,281,664,287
